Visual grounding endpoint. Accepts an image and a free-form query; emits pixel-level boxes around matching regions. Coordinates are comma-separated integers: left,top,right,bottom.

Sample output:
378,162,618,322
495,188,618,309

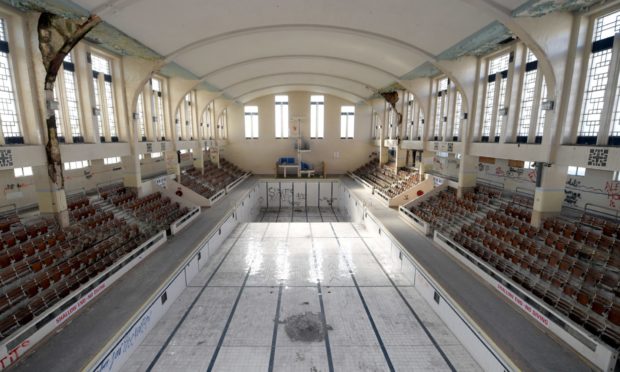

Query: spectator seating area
0,199,148,340
408,185,620,350
352,160,421,198
101,186,189,233
180,158,247,200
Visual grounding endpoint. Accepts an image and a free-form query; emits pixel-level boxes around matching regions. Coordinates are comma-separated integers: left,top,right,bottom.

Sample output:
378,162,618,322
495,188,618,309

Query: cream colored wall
222,92,374,175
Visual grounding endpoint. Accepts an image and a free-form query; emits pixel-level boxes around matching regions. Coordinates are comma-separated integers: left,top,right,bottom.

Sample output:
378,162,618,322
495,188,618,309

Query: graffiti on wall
478,163,537,185
564,178,620,210
605,181,620,208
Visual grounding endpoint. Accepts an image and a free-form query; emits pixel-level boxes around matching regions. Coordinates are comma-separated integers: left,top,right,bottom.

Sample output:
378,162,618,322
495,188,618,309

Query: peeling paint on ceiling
512,0,605,17
159,62,199,80
196,80,221,93
4,0,161,59
400,61,440,80
437,21,514,60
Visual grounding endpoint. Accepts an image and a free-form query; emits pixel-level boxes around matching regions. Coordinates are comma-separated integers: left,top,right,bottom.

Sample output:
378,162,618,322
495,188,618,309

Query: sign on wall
0,150,14,169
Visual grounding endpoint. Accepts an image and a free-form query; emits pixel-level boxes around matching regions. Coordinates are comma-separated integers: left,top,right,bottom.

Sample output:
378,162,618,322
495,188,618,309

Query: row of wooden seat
67,196,89,211
353,160,421,197
0,214,20,233
0,225,145,339
181,159,247,199
1,221,51,250
406,185,620,349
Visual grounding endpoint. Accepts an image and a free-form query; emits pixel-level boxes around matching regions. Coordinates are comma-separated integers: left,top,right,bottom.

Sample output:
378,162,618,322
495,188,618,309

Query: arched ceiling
43,0,546,102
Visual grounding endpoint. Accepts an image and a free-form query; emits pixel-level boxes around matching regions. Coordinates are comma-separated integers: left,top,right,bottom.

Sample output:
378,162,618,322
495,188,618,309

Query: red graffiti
495,167,505,177
527,170,537,183
0,340,30,369
605,181,620,208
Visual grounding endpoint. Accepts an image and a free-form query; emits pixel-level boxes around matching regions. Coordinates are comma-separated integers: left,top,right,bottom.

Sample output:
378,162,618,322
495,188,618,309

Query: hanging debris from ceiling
38,12,101,189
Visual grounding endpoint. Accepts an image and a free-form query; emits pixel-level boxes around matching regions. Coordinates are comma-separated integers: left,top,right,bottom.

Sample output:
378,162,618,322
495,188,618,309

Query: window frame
244,105,259,139
13,166,32,178
479,49,514,143
516,49,547,144
274,95,289,138
90,51,119,143
340,105,355,139
567,166,586,176
575,8,620,146
0,16,24,145
310,95,325,139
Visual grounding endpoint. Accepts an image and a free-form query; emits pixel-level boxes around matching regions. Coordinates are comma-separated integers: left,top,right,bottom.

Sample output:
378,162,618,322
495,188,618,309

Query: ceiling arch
220,72,377,92
227,75,372,101
202,55,400,82
234,84,367,104
165,24,436,62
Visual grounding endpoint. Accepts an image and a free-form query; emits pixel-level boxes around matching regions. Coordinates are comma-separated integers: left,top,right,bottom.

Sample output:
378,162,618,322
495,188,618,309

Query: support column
457,155,478,198
419,151,434,178
33,165,69,227
394,146,407,169
122,154,141,190
531,163,568,227
193,141,204,174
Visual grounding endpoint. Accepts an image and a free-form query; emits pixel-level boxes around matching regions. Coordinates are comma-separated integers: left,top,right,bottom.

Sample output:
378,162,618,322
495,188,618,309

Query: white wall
224,92,374,175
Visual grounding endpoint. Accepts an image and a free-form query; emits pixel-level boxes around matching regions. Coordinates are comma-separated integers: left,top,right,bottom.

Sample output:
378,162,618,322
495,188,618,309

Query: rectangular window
136,93,145,140
175,111,181,140
340,106,355,138
434,78,448,139
151,152,162,158
13,166,32,178
275,95,289,138
482,53,510,142
495,73,508,138
310,95,324,138
63,54,82,140
579,10,620,141
152,78,166,140
536,79,548,138
91,53,117,141
0,18,22,143
418,111,425,140
481,80,495,138
103,156,121,165
406,93,416,140
524,161,535,169
244,106,259,138
614,171,620,181
63,160,90,170
568,166,586,176
518,61,537,137
453,91,463,139
92,75,103,138
184,93,194,139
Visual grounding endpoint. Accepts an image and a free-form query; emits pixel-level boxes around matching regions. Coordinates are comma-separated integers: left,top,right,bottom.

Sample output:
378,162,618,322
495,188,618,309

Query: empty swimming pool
122,222,480,371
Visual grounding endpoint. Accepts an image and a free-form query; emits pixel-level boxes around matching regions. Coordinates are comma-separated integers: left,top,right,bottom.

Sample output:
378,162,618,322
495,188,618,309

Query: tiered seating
125,192,189,231
180,158,247,200
352,160,421,198
0,206,148,340
409,185,620,350
102,187,190,232
98,182,125,200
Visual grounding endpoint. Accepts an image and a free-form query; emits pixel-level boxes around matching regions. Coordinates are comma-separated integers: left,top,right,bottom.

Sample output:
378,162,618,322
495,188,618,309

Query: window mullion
598,32,620,145
97,76,110,141
489,74,501,140
56,68,71,142
142,87,153,141
528,70,544,143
